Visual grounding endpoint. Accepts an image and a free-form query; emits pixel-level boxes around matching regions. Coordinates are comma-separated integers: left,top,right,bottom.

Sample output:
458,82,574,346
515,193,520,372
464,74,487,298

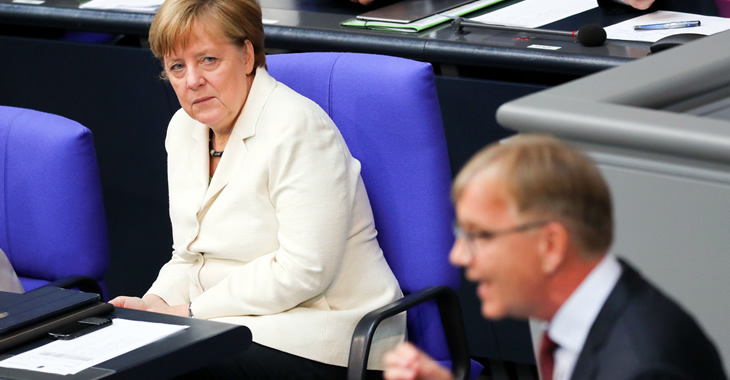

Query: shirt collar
548,253,622,353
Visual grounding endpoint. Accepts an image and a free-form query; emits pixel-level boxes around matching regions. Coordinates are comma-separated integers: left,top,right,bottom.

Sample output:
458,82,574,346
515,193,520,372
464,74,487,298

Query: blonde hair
453,135,613,256
149,0,266,71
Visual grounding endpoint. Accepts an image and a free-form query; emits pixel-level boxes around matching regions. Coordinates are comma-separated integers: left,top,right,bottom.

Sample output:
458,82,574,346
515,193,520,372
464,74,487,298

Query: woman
109,0,406,377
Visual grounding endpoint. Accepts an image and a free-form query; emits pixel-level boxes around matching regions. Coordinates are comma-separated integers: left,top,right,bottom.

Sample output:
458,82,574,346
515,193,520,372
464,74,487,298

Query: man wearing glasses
384,135,726,380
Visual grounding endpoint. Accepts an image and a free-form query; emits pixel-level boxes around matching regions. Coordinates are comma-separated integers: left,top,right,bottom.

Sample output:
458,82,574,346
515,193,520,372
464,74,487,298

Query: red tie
718,0,730,17
539,331,558,380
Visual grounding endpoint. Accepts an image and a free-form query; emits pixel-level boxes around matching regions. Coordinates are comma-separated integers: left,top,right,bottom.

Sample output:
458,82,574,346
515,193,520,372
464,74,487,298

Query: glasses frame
452,220,550,259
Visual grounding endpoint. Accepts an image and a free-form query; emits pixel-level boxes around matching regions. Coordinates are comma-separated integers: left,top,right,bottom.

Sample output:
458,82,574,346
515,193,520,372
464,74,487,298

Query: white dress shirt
545,254,623,380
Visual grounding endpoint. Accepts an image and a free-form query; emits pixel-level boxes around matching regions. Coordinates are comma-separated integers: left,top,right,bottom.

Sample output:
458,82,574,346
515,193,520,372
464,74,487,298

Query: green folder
341,0,506,33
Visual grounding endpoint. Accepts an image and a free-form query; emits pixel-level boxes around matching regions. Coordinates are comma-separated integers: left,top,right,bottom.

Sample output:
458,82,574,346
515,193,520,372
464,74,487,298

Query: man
598,0,721,16
383,135,727,380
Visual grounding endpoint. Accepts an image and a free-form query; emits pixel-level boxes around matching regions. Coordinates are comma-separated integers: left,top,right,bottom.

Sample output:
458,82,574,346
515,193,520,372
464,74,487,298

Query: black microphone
451,17,607,47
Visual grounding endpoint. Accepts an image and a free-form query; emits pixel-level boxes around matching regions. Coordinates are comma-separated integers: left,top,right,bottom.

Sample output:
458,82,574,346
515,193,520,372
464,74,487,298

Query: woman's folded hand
109,294,188,317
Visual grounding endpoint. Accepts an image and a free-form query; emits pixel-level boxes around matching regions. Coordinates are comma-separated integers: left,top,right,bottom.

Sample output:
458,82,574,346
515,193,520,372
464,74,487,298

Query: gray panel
683,95,730,121
586,145,730,369
496,30,730,164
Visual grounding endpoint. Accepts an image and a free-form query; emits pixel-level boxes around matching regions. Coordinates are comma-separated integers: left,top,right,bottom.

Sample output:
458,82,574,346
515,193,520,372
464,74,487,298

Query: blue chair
59,31,120,45
268,52,483,380
0,106,109,296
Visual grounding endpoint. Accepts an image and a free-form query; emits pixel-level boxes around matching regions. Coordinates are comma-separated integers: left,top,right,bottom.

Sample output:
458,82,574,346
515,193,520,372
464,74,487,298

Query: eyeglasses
452,220,550,259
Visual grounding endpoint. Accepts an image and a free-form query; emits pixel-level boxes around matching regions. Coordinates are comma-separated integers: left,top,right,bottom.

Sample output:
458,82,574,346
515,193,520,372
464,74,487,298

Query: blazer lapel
200,67,277,211
570,259,641,380
203,133,247,208
187,122,210,211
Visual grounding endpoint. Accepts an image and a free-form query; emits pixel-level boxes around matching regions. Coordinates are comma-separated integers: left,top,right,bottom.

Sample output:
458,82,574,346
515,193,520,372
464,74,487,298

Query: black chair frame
347,285,471,380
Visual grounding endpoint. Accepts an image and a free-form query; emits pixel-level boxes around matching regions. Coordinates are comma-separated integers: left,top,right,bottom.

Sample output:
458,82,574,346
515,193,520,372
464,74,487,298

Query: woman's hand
622,0,655,10
109,294,189,317
108,296,155,310
384,342,453,380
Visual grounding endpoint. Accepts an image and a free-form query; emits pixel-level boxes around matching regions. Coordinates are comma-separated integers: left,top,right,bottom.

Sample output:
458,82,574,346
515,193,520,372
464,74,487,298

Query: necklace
209,140,224,157
209,130,223,157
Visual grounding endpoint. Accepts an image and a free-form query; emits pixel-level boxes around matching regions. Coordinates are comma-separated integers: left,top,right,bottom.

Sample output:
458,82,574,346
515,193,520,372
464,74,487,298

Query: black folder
0,301,114,353
0,287,101,336
356,0,475,24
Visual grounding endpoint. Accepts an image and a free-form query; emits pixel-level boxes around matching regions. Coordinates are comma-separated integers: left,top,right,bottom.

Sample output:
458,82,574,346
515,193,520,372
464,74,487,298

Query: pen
634,20,701,31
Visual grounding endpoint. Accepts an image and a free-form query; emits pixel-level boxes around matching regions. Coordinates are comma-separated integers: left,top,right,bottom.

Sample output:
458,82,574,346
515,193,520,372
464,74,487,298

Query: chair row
0,52,483,379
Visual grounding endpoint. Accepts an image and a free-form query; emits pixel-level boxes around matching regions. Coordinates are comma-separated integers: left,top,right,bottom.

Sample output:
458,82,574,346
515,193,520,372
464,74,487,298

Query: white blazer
147,68,405,369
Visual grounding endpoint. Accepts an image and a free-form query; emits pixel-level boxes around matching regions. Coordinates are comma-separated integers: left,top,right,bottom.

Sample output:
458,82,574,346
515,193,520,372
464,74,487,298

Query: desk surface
0,0,651,76
0,293,252,380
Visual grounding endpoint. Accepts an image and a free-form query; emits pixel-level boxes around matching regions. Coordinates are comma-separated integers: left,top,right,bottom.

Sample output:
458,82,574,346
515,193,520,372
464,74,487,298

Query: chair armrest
347,285,470,380
44,276,103,296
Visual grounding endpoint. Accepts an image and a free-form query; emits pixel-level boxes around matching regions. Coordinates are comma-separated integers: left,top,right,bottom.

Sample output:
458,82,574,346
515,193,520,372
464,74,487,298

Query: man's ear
538,221,568,275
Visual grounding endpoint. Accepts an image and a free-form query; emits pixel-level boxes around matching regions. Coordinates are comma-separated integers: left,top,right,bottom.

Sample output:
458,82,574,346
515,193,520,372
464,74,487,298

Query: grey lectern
496,30,730,367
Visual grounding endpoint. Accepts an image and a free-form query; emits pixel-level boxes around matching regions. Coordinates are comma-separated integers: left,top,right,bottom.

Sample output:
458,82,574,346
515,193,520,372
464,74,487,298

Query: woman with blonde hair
110,0,405,377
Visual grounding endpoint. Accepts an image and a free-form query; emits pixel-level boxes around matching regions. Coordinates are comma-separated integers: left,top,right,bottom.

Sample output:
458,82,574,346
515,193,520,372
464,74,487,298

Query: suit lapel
570,260,641,380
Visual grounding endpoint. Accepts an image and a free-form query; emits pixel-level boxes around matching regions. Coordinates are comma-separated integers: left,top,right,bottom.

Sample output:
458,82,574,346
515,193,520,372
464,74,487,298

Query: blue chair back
0,106,109,293
268,52,481,376
59,31,119,44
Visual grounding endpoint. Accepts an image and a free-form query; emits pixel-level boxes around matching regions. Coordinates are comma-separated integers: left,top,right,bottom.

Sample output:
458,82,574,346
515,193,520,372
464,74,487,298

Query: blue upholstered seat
268,52,483,380
0,106,109,296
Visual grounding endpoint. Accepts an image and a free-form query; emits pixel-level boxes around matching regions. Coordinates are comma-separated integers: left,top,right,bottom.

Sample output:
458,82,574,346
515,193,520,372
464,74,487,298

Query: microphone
451,17,607,47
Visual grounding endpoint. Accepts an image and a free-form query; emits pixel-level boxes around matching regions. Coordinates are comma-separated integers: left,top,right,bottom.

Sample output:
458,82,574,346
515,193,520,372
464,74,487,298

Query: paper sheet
79,0,162,13
0,319,188,375
605,11,730,42
470,0,597,27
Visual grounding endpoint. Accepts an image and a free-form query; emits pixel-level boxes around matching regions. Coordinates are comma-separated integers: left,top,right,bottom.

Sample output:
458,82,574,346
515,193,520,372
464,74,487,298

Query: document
470,0,597,28
0,319,188,375
605,11,730,42
79,0,162,13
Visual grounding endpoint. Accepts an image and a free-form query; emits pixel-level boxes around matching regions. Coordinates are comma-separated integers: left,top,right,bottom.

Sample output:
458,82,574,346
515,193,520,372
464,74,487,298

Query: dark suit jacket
598,0,719,16
570,260,727,380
